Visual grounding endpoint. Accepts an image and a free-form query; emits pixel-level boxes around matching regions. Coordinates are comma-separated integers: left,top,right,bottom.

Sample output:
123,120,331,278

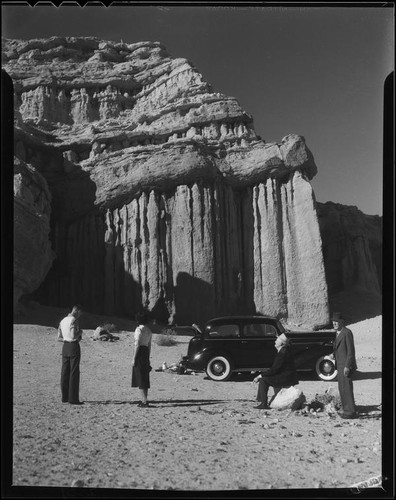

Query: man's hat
331,312,343,321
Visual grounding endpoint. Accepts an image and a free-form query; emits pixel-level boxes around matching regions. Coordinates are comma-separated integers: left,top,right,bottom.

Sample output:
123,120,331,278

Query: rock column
280,172,329,326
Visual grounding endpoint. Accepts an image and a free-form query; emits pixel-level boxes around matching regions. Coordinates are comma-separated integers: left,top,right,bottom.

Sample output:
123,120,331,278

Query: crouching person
253,333,298,409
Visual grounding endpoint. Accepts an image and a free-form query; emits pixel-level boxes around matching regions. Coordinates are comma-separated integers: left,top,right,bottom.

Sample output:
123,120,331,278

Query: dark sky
2,4,393,215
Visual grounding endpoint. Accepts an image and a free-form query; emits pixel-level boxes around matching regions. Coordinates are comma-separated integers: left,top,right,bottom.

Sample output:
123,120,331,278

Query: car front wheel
315,355,338,381
206,356,232,381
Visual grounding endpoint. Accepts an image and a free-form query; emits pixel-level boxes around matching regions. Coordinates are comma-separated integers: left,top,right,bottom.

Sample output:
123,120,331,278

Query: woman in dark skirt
131,312,153,407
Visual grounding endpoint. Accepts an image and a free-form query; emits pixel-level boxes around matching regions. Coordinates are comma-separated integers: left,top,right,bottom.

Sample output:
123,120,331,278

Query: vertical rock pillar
281,172,329,327
252,179,287,318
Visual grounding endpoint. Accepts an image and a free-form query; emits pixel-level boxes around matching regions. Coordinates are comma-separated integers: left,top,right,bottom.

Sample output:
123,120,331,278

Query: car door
239,320,278,369
205,322,245,368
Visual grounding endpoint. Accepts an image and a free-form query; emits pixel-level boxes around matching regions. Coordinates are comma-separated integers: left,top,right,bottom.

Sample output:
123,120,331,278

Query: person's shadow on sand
355,404,382,419
149,399,228,408
353,370,382,380
83,399,228,407
277,370,382,382
204,371,381,382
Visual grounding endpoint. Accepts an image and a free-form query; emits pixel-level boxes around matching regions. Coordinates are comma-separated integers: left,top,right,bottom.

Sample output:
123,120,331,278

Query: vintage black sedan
180,316,337,381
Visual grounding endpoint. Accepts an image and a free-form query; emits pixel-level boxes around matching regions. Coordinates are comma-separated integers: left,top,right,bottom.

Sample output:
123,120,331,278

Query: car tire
206,356,233,381
315,356,338,381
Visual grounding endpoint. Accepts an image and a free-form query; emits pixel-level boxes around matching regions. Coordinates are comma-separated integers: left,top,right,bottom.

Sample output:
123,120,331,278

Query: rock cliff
317,202,382,296
4,36,329,327
13,157,54,307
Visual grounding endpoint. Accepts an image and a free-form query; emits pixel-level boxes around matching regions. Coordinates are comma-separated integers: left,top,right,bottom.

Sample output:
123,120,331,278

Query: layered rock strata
4,37,329,327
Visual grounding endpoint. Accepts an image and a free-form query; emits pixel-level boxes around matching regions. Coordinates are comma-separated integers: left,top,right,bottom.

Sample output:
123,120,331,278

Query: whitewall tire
315,356,338,381
206,356,233,381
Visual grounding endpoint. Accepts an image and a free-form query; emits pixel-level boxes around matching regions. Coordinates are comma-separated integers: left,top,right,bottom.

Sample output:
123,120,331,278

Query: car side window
265,324,277,336
208,324,240,338
243,323,277,337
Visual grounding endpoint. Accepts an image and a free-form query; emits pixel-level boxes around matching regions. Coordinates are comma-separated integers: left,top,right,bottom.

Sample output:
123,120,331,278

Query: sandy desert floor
10,305,383,492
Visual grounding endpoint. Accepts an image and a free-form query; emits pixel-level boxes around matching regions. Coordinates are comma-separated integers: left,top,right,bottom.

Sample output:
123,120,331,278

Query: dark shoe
254,403,270,410
138,401,149,407
338,411,357,419
62,400,68,403
69,401,84,405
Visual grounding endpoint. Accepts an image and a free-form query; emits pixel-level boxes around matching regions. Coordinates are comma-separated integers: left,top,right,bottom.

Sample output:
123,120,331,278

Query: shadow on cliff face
28,224,144,318
13,301,139,332
151,297,172,324
108,244,143,318
329,287,382,325
13,122,101,311
173,272,215,326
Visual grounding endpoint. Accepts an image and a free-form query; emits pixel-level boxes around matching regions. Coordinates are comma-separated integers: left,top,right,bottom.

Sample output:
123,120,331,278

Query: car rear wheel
315,356,337,381
206,356,232,381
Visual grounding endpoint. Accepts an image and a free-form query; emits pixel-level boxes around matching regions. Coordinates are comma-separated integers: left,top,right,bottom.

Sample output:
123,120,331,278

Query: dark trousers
257,378,271,403
337,369,356,414
257,377,291,405
61,342,81,403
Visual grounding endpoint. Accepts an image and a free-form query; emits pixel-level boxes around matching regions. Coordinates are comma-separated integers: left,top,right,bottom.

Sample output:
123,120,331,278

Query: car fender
190,347,235,368
293,344,334,369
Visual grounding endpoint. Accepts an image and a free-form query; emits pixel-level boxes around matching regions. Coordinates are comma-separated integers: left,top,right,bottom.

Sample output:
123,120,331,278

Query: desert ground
10,304,383,492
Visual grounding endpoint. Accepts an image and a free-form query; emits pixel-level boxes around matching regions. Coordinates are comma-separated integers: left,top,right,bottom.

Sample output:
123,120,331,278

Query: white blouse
58,314,81,342
134,324,152,349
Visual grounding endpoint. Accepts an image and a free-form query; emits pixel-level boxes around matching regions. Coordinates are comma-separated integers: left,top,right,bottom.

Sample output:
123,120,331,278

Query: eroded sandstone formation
317,202,382,297
13,157,54,307
4,36,329,327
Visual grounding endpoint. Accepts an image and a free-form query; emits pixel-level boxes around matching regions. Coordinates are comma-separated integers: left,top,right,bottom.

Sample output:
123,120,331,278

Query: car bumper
180,355,205,372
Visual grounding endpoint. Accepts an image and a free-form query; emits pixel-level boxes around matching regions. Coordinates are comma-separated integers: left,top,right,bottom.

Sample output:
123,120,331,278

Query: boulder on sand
270,386,306,411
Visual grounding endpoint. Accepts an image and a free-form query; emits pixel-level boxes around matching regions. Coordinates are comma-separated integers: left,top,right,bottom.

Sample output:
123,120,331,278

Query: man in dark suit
253,333,299,409
332,312,358,419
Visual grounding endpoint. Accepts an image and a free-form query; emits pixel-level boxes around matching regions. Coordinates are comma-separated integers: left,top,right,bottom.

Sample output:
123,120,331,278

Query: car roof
207,315,278,323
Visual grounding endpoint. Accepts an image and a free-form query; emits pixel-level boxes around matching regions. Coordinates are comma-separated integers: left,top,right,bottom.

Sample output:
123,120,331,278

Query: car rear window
243,323,277,337
207,324,240,338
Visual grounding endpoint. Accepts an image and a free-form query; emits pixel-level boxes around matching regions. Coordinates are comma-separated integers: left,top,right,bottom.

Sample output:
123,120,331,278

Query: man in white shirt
58,305,84,405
